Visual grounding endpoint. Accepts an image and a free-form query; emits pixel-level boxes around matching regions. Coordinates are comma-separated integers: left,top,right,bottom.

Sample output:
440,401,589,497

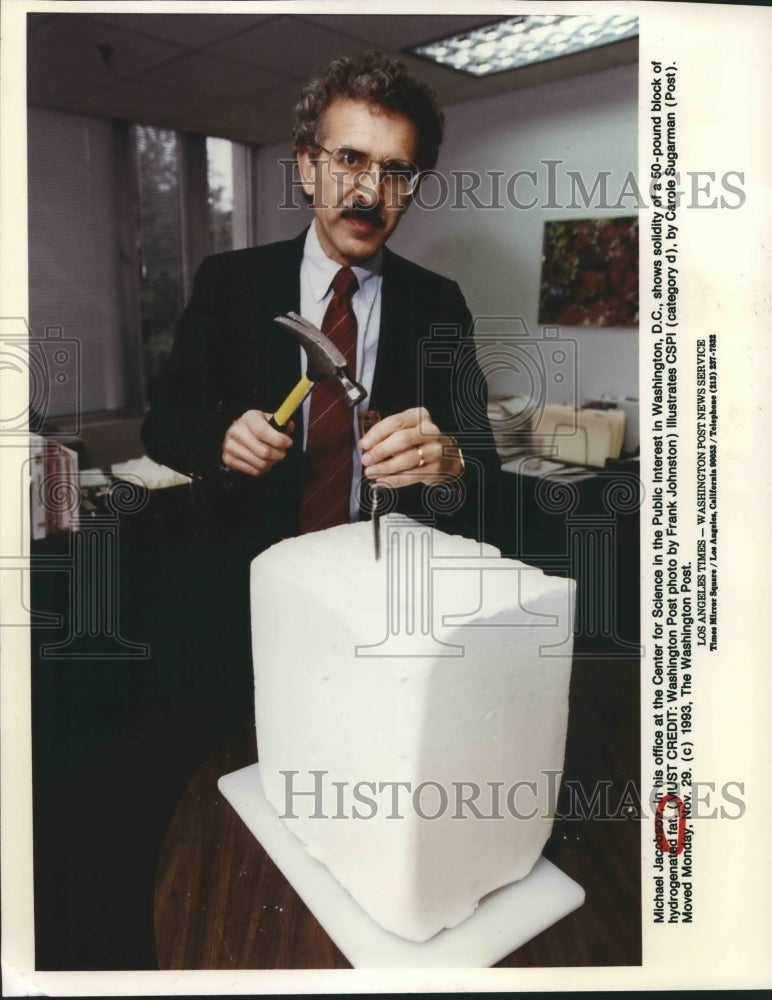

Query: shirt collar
304,220,382,305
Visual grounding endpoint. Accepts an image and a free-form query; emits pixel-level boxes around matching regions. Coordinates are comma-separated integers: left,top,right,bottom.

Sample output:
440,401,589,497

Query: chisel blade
372,486,381,561
358,410,382,560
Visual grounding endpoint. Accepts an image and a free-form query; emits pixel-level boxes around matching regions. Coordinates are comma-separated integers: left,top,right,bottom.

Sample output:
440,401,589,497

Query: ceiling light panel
411,14,639,77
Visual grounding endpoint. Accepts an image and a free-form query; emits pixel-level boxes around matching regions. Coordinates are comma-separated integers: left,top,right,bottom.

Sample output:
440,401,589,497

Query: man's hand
358,406,464,489
222,410,294,476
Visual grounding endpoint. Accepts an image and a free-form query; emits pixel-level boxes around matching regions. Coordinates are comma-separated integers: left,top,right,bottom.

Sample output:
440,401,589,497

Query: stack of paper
486,395,533,459
29,435,79,539
111,455,192,489
531,405,626,467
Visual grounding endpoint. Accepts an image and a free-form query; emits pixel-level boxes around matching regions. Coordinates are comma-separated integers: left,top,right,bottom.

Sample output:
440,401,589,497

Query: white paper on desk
501,456,565,477
78,468,110,488
111,456,191,490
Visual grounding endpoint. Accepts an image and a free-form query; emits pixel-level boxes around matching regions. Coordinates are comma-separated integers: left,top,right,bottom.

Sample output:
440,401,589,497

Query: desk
500,461,641,657
31,473,640,969
30,490,259,970
154,656,641,969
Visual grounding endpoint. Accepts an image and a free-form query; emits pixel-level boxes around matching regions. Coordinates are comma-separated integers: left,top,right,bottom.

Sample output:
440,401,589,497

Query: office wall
255,62,639,413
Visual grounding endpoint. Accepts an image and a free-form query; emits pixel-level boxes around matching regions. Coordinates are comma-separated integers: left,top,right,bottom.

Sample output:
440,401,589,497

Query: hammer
268,312,367,430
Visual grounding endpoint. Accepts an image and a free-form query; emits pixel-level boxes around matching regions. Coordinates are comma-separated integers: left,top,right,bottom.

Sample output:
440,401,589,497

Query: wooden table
154,655,641,970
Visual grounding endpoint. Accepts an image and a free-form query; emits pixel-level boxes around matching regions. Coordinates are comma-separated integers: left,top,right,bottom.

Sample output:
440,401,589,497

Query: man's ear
296,148,316,200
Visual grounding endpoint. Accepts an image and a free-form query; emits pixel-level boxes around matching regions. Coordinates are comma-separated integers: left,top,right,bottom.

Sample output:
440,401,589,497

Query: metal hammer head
274,311,367,406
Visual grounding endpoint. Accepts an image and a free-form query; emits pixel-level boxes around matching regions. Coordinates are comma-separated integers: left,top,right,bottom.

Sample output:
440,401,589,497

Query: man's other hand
358,406,464,489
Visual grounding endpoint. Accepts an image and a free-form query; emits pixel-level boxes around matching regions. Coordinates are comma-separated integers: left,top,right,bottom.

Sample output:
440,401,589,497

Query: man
142,51,501,552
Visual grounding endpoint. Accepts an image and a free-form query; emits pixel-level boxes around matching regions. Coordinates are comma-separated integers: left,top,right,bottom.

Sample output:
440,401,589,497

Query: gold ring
416,446,425,468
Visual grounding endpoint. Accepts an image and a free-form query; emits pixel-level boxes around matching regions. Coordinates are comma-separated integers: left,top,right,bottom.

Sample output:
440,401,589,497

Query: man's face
297,98,419,266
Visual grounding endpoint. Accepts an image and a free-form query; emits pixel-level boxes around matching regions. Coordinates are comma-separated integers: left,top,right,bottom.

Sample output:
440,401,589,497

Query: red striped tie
298,267,359,533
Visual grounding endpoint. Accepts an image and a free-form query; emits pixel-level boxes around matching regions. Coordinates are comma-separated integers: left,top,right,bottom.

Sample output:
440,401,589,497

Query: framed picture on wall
538,216,639,327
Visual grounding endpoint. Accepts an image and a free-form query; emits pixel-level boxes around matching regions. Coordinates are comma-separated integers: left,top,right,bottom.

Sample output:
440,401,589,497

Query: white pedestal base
218,764,585,968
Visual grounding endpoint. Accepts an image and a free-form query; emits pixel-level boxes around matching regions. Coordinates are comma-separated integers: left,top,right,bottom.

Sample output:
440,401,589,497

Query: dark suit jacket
141,230,502,553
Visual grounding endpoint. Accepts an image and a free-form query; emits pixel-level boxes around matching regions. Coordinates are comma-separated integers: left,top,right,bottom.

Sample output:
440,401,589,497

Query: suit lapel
370,249,418,415
259,230,305,318
256,232,306,417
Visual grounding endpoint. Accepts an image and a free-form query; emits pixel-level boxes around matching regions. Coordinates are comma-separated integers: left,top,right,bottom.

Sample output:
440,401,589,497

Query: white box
251,519,575,943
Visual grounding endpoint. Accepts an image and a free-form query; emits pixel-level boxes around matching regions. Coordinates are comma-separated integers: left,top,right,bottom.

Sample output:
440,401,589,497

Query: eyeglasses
316,145,421,196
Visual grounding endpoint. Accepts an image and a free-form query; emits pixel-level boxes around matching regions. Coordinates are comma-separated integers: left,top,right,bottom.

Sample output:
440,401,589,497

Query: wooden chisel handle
358,409,382,436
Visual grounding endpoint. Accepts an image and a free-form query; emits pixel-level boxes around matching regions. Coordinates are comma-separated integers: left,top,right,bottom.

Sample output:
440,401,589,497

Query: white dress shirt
299,221,383,519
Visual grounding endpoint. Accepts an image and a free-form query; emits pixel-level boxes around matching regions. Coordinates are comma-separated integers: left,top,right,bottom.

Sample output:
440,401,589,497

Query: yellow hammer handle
270,374,315,429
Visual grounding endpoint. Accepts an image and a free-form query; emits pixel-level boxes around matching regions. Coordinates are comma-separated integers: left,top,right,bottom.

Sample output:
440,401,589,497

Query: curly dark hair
292,50,445,172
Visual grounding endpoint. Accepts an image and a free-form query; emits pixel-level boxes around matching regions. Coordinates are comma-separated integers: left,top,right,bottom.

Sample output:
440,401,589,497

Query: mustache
341,201,387,229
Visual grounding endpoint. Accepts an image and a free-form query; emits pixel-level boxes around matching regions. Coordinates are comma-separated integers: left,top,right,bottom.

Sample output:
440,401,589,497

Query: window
134,129,251,387
207,137,235,256
134,125,185,386
134,128,245,386
27,108,255,422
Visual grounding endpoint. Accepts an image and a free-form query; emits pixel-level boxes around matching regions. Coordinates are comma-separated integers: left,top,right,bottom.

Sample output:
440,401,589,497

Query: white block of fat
251,518,575,943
